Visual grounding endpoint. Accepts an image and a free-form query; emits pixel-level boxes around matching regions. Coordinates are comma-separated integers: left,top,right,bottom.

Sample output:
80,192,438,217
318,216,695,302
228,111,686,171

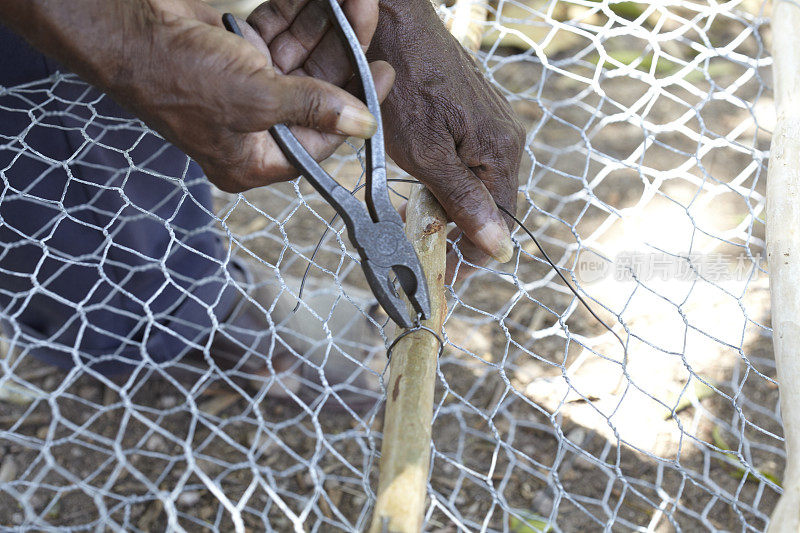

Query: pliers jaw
357,222,432,330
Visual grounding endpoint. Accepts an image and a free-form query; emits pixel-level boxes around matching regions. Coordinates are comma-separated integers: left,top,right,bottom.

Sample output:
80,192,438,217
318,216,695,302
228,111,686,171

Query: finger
282,60,395,174
300,0,379,82
247,0,313,44
287,60,394,158
233,16,272,57
445,229,487,283
472,164,519,229
266,1,331,74
258,0,377,46
342,0,379,51
457,127,524,232
297,26,353,85
231,72,376,137
264,0,378,80
240,61,396,182
340,58,394,100
411,151,515,264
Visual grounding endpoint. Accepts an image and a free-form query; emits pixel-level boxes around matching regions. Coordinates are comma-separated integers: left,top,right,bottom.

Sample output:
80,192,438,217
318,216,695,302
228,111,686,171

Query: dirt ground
0,2,781,532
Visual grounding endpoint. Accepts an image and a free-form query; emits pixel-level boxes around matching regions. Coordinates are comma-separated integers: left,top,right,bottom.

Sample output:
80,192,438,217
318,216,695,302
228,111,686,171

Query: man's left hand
369,0,526,281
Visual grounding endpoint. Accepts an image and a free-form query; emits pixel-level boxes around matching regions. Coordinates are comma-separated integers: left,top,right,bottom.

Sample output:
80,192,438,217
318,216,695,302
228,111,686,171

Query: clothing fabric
0,25,239,375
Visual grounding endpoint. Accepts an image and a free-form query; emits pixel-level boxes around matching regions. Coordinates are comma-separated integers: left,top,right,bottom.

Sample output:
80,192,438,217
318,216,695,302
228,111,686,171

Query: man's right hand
0,0,394,192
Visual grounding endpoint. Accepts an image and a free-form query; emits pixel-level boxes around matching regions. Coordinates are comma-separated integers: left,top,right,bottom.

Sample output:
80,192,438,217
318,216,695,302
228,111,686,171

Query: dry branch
766,1,800,531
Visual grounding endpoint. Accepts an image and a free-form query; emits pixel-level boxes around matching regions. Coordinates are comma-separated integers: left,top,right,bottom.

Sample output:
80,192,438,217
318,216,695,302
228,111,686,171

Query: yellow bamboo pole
370,3,486,531
369,186,447,533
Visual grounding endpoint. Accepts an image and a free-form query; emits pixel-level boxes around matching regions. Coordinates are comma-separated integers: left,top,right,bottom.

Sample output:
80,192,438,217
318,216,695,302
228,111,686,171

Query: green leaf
711,426,782,487
584,0,647,20
755,469,782,486
681,61,742,83
665,379,715,419
510,511,552,532
594,51,677,75
608,1,647,20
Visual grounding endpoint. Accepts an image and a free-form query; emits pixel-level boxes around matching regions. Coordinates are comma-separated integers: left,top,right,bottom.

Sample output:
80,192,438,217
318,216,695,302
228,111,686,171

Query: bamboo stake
369,186,447,533
370,3,486,532
766,1,800,531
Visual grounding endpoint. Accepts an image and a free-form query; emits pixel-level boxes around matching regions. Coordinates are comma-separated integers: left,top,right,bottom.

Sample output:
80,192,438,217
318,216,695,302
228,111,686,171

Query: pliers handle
222,3,431,329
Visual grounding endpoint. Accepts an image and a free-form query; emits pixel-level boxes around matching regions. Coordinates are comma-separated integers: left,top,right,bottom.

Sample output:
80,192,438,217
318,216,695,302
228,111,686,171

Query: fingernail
475,222,515,263
337,105,377,138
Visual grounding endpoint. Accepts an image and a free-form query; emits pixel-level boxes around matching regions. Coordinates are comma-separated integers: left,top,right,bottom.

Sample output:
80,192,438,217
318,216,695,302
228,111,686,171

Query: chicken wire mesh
0,0,779,531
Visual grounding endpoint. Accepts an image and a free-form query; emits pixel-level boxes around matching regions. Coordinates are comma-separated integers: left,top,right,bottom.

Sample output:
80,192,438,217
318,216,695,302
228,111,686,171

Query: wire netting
0,0,779,531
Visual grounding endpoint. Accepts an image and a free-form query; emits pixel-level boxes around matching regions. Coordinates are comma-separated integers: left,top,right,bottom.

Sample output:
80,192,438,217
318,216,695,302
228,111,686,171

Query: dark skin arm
0,0,395,192
4,0,523,282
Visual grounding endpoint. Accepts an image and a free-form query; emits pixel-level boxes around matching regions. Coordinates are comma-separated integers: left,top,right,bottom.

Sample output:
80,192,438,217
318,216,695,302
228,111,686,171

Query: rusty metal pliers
222,2,430,329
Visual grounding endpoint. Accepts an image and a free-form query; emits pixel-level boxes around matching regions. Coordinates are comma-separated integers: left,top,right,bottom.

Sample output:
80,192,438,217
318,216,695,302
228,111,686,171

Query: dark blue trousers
0,25,239,375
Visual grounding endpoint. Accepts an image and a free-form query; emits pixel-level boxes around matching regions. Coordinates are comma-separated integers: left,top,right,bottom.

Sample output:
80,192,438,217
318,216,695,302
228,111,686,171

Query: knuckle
298,85,325,129
492,122,524,150
245,2,276,31
479,121,526,174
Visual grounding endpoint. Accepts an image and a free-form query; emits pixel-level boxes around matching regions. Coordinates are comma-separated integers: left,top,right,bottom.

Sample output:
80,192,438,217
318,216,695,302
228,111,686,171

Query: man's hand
368,0,525,280
0,0,394,192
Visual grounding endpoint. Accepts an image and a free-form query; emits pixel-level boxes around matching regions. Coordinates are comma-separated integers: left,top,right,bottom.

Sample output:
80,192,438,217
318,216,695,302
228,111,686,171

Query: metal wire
0,1,779,531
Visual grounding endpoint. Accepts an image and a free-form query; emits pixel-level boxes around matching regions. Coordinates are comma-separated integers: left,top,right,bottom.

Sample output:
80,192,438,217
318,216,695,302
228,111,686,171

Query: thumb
249,74,378,139
413,155,515,264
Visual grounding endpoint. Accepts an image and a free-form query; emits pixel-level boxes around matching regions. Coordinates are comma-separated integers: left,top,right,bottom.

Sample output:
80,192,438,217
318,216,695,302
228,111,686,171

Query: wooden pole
445,0,489,54
369,186,448,533
370,3,486,532
766,1,800,531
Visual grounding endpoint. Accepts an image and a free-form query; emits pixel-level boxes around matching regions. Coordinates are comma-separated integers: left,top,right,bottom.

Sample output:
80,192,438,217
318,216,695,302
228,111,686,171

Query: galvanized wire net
0,0,779,531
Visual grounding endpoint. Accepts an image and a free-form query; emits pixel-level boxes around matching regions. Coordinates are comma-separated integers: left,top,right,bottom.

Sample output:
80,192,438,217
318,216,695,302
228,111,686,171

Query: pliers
222,2,431,329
